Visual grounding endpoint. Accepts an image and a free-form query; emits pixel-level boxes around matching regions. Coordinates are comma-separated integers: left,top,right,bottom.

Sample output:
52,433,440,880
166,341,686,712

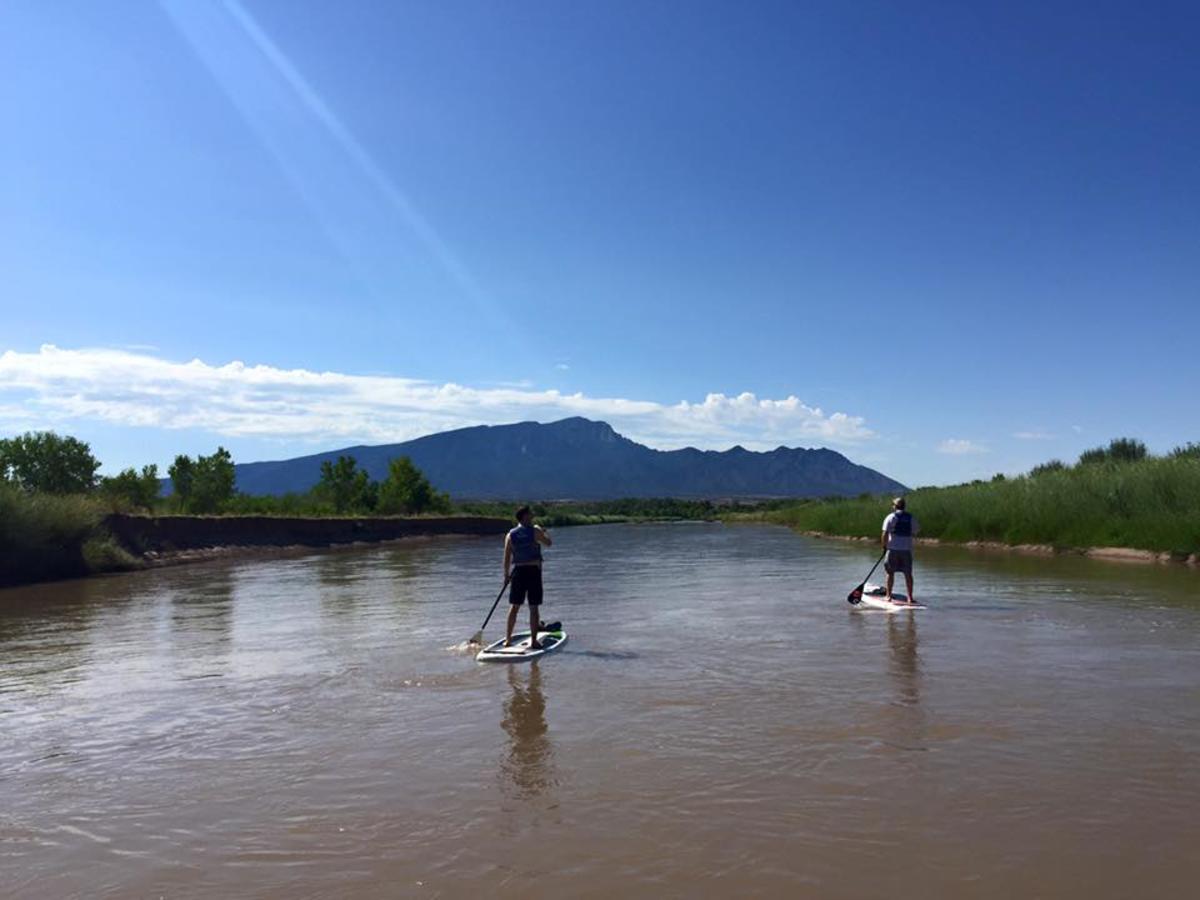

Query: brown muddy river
2,523,1198,898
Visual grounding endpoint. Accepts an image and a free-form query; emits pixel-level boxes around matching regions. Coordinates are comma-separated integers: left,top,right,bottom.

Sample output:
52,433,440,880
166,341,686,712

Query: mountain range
231,417,905,500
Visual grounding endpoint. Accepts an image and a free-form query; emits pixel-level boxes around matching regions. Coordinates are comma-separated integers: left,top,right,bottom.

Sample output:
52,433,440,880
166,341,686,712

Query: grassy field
752,455,1200,556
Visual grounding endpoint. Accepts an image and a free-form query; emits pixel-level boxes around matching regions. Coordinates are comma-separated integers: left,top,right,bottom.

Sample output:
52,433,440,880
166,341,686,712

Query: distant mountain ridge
231,417,906,500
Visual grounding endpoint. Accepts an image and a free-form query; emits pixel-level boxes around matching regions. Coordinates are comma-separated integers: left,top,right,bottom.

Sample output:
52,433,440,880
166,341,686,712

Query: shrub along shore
747,441,1200,563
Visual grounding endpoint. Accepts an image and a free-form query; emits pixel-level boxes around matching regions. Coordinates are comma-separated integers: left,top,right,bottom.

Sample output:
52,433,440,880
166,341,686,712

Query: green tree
377,456,451,515
1030,459,1066,477
0,431,100,493
168,454,195,509
192,447,236,513
1106,437,1147,463
1080,437,1149,466
315,455,375,514
1170,442,1200,460
169,448,235,513
99,464,161,510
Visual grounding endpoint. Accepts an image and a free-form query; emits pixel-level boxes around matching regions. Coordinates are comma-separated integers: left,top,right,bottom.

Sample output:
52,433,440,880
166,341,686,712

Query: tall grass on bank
0,484,136,586
759,456,1200,556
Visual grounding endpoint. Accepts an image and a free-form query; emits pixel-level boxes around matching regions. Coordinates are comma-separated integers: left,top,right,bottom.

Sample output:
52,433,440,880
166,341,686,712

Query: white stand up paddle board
476,628,568,663
855,584,927,612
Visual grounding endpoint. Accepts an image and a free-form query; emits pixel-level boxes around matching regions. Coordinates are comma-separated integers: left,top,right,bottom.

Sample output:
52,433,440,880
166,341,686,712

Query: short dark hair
893,497,906,510
515,505,532,522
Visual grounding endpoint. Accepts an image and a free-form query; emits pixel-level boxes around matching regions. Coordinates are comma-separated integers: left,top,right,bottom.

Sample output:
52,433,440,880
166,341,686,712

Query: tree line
0,431,450,516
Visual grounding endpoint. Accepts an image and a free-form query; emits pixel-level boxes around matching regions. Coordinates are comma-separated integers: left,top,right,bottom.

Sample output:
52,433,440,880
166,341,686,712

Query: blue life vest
509,524,542,565
892,511,913,537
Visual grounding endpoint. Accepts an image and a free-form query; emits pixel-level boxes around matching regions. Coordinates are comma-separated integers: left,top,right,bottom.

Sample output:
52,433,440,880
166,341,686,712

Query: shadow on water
499,663,557,800
566,649,640,661
932,605,1019,612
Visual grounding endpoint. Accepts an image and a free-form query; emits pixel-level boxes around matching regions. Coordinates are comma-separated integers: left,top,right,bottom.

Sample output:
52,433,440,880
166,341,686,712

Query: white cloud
936,438,987,455
554,363,570,371
1013,430,1054,440
0,346,875,451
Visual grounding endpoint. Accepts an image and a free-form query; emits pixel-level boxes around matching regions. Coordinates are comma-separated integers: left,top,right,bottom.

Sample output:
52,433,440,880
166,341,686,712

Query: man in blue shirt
502,505,553,648
881,497,920,605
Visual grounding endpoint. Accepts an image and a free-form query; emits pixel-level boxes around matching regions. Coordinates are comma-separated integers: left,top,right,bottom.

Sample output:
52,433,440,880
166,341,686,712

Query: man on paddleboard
881,497,920,605
503,506,553,649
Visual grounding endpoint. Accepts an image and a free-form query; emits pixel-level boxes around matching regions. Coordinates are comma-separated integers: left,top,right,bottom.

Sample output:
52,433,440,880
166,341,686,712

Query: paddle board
855,584,926,612
476,628,567,663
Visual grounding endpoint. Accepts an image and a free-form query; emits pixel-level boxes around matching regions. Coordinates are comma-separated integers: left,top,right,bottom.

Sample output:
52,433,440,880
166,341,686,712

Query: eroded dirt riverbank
105,513,510,566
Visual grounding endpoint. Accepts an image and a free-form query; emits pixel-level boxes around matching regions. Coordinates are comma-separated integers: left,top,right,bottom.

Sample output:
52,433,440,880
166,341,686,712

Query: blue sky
2,0,1198,487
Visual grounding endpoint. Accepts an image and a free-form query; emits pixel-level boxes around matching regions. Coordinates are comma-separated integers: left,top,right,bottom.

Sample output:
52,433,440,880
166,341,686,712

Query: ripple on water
1,525,1199,898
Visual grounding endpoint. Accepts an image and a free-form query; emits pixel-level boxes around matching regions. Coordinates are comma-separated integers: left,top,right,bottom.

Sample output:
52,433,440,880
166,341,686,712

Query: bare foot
528,641,543,650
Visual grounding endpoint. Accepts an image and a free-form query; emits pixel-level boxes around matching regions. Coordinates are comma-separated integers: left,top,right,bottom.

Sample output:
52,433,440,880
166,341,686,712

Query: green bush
0,483,136,585
99,464,161,511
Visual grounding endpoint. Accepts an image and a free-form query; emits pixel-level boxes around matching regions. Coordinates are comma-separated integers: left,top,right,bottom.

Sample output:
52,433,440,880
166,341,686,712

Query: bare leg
885,570,895,601
904,571,915,605
505,604,519,646
528,606,542,649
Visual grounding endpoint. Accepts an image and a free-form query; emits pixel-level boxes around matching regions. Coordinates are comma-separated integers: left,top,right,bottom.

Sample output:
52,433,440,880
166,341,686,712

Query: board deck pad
855,584,927,611
476,629,567,663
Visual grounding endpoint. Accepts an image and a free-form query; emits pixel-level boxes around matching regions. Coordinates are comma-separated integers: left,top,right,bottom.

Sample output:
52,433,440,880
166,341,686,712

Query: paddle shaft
848,549,888,604
476,573,511,636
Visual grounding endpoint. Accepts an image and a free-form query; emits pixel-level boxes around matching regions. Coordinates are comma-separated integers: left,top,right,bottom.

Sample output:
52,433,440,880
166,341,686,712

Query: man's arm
881,515,891,550
502,534,512,574
535,525,553,547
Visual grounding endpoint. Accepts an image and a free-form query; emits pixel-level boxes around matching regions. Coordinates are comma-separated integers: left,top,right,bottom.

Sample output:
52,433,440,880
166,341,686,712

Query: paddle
467,573,511,645
847,549,888,605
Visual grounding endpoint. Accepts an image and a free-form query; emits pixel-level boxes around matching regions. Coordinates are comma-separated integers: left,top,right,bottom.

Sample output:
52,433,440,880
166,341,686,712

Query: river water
1,523,1198,898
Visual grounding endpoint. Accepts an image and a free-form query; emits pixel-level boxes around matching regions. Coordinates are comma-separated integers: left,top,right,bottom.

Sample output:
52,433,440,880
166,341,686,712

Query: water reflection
168,569,235,665
886,614,920,707
883,613,928,754
315,550,365,620
500,664,556,799
0,578,119,695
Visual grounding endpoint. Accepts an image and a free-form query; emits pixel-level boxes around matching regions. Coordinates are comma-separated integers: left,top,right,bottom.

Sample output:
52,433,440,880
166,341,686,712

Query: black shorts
509,565,543,607
884,550,913,577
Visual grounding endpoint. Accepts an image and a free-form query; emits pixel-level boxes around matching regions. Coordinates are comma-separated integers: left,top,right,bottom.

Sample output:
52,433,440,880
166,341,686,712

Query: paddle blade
467,630,484,645
847,584,865,605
